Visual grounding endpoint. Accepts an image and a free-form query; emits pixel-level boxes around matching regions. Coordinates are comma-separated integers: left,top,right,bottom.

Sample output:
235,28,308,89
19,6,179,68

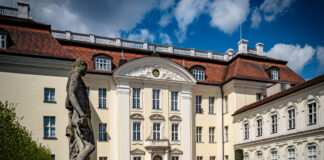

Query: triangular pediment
130,148,145,155
169,115,182,121
170,148,183,154
113,57,196,83
130,113,144,120
149,114,165,121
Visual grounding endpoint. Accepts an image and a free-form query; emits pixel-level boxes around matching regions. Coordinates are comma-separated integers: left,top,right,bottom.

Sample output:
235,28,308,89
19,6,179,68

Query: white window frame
132,156,142,160
307,144,317,160
256,151,262,160
99,123,107,141
171,156,180,160
99,157,107,160
99,88,107,109
171,91,179,111
244,154,249,160
197,156,203,160
209,97,215,114
288,108,295,129
44,116,55,138
44,88,55,102
224,96,228,113
288,147,296,160
307,101,317,125
132,121,141,142
244,122,249,140
256,118,262,136
196,95,202,114
271,114,278,133
196,127,202,143
271,149,277,160
271,69,279,80
152,89,161,110
193,69,205,81
152,122,161,140
225,126,228,142
171,123,179,141
209,156,215,160
0,35,6,49
95,58,111,71
256,93,262,101
209,127,215,143
132,88,141,109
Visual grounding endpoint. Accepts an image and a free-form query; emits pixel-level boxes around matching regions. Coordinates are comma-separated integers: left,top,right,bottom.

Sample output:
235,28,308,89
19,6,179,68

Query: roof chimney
238,39,248,53
256,43,264,55
226,49,234,60
17,2,30,19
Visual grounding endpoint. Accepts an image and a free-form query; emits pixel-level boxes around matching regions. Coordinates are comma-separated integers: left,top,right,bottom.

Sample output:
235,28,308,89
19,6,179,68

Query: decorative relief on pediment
130,148,145,155
125,64,186,81
170,148,183,154
169,115,182,121
149,114,165,121
130,113,144,120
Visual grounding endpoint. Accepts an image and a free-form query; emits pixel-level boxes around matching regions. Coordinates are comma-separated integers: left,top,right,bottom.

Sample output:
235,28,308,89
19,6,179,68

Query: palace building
0,2,323,160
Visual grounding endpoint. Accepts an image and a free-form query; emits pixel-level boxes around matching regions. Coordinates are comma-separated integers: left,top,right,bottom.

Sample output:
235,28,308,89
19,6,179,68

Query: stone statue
66,58,95,160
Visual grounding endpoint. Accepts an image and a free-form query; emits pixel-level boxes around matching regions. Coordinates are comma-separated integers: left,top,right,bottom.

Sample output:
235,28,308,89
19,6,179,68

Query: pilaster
181,86,193,160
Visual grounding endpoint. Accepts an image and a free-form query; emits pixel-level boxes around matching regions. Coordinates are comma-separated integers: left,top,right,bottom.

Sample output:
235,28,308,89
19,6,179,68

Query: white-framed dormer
130,113,144,145
169,115,182,145
169,88,181,113
149,114,165,140
93,53,112,71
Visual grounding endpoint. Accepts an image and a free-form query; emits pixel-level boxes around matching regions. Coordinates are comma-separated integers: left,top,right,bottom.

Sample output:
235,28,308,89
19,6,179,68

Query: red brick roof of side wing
233,74,324,116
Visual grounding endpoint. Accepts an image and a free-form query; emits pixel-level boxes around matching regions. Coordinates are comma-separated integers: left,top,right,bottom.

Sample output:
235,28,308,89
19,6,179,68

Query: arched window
287,146,296,160
243,121,249,140
287,107,296,130
256,151,262,160
307,100,318,125
270,149,278,160
270,112,278,133
307,143,317,160
93,53,112,71
190,65,206,81
256,117,262,137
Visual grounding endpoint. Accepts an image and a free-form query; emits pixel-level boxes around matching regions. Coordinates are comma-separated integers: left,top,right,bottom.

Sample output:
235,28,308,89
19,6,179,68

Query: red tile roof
233,74,324,116
0,15,305,86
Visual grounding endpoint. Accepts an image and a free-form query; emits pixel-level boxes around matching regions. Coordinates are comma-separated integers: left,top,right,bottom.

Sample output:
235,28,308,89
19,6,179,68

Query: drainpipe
217,84,224,160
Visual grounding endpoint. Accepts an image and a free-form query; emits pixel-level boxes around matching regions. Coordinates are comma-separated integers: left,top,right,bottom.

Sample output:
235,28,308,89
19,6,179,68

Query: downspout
217,84,224,160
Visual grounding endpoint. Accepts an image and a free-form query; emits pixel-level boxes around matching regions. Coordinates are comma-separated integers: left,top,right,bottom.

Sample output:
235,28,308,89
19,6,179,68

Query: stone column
181,86,193,160
109,80,118,160
117,81,130,160
163,152,169,160
217,90,224,160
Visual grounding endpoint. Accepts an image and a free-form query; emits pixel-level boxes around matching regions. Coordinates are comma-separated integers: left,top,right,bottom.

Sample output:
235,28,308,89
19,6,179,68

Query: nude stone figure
66,58,95,160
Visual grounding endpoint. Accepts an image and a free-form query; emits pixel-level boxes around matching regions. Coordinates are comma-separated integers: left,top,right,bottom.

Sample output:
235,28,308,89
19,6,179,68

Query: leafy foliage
235,149,244,160
0,101,51,160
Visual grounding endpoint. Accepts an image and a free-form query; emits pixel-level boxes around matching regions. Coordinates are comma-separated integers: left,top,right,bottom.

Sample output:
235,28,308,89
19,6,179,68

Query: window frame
44,116,56,139
171,123,179,141
288,146,296,160
243,122,249,140
94,57,112,71
196,95,202,114
152,122,161,140
271,149,278,160
224,96,228,113
132,122,141,141
256,117,262,137
196,127,202,143
288,107,296,130
209,127,215,143
0,34,6,49
152,89,161,110
209,97,215,114
171,91,179,111
98,88,107,109
256,151,262,160
224,126,228,142
271,113,278,134
132,88,141,109
44,88,55,103
99,123,108,141
307,101,317,125
307,144,317,160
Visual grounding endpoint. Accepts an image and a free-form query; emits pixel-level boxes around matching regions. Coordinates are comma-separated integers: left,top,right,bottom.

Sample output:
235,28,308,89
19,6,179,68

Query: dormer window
266,66,280,81
0,35,6,49
93,53,112,71
191,65,206,81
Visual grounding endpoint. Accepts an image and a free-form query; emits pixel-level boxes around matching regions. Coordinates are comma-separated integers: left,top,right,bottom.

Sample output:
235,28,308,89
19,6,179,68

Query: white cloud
208,0,250,34
159,13,172,27
174,0,209,42
266,44,315,73
316,46,324,67
127,29,155,42
158,0,174,10
159,33,172,45
251,8,262,28
260,0,295,22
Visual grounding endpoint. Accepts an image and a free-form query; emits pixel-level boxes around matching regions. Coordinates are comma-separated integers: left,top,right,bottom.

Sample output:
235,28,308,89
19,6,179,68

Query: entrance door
153,155,162,160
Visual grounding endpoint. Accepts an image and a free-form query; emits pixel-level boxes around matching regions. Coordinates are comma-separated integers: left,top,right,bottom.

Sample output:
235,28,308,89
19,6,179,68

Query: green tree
0,101,51,160
235,149,244,160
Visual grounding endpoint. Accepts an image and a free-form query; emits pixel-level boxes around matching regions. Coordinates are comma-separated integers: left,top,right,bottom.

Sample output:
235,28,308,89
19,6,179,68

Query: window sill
44,137,57,140
244,138,249,140
288,128,295,130
171,141,181,145
131,108,143,112
271,132,277,134
196,112,203,114
209,142,217,144
307,123,316,126
43,101,56,104
256,135,262,137
98,107,108,110
209,113,216,115
132,141,143,145
152,109,162,113
98,140,108,142
196,142,204,143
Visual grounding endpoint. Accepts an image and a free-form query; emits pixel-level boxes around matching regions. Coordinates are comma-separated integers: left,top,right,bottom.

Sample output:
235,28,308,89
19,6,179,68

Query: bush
235,149,244,160
0,101,51,160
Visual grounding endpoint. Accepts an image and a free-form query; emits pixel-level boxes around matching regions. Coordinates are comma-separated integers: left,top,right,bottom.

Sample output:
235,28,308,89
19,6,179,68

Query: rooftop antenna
240,12,243,40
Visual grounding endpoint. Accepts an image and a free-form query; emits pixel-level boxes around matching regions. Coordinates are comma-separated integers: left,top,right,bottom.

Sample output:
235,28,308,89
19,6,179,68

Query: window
133,122,141,141
99,124,107,141
271,150,277,160
288,108,295,129
193,69,205,81
225,96,228,113
196,96,202,113
209,127,215,143
225,126,228,142
256,93,262,101
171,124,179,141
132,88,141,109
86,87,89,96
209,97,214,114
271,114,277,133
244,155,249,160
197,156,203,160
171,91,179,111
153,123,161,140
95,58,111,71
44,88,55,102
99,157,107,160
152,89,160,110
172,156,179,160
244,122,249,139
196,127,202,142
0,35,6,49
256,152,262,160
51,155,55,160
225,156,228,160
308,145,316,160
99,88,107,109
270,69,279,80
44,116,55,138
288,147,295,160
210,156,215,160
133,157,141,160
257,118,262,136
308,102,317,125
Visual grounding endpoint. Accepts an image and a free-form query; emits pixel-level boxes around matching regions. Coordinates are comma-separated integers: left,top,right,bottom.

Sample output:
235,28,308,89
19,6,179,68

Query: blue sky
1,0,323,79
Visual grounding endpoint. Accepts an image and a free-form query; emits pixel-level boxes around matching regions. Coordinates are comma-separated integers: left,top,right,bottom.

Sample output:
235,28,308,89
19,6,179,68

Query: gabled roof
233,74,324,116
